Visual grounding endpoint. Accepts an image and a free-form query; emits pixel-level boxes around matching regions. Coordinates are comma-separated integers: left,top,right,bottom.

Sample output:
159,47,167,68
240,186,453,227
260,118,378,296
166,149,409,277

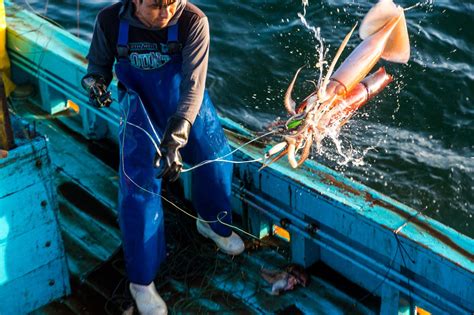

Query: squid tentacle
284,65,306,115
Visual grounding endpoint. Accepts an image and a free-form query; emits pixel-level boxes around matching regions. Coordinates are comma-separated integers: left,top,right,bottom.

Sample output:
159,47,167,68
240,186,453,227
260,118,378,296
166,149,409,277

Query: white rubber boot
196,218,245,255
129,282,167,315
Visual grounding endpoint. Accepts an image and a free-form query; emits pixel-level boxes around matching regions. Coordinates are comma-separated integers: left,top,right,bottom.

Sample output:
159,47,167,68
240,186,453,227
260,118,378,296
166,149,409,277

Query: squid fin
359,0,410,63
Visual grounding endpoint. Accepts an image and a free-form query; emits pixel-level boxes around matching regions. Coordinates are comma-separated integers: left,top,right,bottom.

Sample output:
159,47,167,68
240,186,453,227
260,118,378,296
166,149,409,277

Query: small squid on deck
264,0,410,169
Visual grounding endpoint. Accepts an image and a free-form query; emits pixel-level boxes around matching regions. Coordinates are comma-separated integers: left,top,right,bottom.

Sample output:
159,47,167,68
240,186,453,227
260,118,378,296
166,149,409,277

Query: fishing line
393,212,420,265
356,215,421,307
182,129,276,173
394,233,414,304
115,95,276,172
22,0,41,16
76,0,80,38
393,217,423,313
124,120,161,154
104,277,130,315
18,0,59,86
123,116,272,172
22,0,64,29
355,242,400,305
120,97,264,242
119,96,162,145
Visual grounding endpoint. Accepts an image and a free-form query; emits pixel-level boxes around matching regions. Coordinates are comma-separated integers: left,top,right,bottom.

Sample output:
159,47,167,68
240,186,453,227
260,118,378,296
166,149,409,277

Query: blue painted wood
227,145,473,313
0,257,69,315
0,183,56,241
0,220,63,284
0,136,70,314
291,233,320,267
4,2,473,314
0,138,50,197
380,284,400,315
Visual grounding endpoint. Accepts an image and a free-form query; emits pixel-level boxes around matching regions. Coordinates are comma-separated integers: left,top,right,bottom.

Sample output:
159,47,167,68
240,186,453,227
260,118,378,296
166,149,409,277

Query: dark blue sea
11,0,474,236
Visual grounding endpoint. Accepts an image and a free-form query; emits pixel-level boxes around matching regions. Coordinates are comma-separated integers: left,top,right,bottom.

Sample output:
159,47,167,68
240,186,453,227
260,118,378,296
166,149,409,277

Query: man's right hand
81,75,112,108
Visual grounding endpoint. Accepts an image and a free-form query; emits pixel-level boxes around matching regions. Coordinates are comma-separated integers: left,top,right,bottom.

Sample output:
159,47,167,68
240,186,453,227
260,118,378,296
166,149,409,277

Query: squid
264,0,410,169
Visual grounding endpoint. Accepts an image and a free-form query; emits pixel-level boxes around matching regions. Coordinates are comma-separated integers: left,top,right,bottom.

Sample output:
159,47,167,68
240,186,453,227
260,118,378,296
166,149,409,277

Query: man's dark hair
138,0,178,5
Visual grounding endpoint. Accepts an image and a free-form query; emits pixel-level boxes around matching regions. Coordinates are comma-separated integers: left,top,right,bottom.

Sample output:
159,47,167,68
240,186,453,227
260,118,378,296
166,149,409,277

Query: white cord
120,98,264,240
120,99,276,172
125,121,161,154
181,129,276,172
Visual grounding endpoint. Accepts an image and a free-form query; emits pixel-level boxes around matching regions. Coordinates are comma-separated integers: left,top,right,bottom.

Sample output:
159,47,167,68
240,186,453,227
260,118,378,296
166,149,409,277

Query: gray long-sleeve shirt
86,0,210,124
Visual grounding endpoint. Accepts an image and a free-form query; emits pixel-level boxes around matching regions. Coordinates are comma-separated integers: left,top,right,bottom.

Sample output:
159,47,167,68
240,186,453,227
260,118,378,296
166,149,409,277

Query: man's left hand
155,116,191,182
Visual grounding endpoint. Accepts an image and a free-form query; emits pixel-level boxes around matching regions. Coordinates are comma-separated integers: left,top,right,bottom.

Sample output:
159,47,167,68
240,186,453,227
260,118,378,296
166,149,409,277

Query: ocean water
11,0,474,237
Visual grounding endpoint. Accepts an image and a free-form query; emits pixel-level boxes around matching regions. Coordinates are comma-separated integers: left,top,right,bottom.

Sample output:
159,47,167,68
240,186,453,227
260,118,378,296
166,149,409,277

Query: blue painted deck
4,1,474,313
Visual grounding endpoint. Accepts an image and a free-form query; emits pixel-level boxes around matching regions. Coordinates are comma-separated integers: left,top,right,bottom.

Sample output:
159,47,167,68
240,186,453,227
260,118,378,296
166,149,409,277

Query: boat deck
12,101,378,314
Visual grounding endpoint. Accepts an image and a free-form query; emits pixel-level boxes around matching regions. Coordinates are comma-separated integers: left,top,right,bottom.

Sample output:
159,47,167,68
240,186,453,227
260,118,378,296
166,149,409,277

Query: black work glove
81,74,112,108
154,116,192,182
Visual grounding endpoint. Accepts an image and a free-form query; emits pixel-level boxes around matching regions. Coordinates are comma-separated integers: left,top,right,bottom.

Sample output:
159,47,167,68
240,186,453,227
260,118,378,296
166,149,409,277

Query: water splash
290,1,372,167
297,2,327,89
405,0,434,12
301,0,309,15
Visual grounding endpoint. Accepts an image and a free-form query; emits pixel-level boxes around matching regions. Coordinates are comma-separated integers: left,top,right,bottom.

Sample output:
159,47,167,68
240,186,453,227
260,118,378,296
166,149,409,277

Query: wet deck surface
12,101,379,314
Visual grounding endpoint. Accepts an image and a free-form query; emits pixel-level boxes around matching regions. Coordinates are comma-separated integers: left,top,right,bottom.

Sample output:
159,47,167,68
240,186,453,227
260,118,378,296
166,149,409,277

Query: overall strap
166,23,182,54
117,20,130,59
167,23,178,42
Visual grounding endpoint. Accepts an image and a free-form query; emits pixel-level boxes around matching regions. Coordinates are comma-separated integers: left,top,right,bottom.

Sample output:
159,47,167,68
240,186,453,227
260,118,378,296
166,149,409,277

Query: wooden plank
0,220,64,283
0,139,51,198
0,77,14,150
0,257,70,314
0,136,47,165
0,182,56,241
38,121,118,212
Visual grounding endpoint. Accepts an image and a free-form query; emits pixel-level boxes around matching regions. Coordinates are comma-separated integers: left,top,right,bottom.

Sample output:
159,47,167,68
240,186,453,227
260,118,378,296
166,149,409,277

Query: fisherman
81,0,245,313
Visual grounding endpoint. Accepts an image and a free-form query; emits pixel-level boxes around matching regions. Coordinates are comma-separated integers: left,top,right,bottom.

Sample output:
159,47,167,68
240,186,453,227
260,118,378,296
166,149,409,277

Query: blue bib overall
115,21,233,285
